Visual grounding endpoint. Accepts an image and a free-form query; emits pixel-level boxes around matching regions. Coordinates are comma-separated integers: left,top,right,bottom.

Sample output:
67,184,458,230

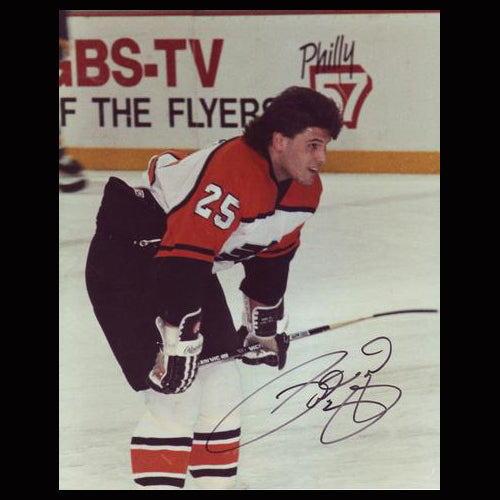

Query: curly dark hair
243,86,343,157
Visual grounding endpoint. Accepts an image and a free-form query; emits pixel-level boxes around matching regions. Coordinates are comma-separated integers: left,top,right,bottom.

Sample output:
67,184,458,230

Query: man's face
271,127,332,186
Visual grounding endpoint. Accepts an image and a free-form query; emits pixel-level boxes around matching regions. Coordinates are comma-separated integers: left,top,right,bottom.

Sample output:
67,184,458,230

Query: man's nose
316,148,327,165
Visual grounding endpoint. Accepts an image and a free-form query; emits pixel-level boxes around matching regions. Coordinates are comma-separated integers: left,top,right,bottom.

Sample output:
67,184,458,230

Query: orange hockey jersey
143,137,322,274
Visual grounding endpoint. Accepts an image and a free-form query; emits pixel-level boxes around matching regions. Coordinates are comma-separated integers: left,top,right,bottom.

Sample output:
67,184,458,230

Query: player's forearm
239,248,296,305
151,256,212,326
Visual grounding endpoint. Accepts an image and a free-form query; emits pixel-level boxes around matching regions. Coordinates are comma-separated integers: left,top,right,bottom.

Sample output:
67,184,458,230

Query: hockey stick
199,308,438,367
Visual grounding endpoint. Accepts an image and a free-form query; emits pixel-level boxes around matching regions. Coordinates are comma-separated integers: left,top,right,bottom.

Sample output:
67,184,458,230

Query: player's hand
148,309,203,394
238,296,290,370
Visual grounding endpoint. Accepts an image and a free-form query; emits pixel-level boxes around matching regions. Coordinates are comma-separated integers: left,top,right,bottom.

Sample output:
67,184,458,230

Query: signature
207,336,402,451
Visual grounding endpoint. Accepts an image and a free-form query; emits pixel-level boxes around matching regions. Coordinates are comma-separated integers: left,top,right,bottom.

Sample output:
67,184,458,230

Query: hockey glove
148,309,203,394
238,296,290,370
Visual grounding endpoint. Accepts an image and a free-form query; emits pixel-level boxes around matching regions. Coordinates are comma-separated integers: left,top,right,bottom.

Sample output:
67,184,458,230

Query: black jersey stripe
158,243,215,256
277,204,317,213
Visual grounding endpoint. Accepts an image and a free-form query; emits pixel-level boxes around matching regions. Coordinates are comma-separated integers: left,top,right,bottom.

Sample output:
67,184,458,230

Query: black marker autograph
207,336,402,452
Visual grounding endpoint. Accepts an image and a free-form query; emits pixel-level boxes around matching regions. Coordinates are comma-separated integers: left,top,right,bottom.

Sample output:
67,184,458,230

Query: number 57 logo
310,64,373,129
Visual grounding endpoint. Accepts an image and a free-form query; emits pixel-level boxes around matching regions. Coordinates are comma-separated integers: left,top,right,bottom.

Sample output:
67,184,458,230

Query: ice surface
59,171,440,490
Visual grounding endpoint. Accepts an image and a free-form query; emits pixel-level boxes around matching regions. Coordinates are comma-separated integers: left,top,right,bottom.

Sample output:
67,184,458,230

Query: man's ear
270,131,288,152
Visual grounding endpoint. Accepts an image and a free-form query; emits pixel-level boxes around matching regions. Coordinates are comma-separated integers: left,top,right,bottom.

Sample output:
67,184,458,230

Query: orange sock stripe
189,442,240,466
131,448,191,474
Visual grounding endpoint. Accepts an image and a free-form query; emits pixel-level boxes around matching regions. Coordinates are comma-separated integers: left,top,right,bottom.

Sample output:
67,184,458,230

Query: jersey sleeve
239,225,302,304
255,224,302,260
239,247,297,305
254,174,321,260
238,176,322,305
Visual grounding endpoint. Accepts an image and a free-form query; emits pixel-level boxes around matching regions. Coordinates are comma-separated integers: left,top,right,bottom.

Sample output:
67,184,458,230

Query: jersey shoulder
206,137,271,184
205,137,277,217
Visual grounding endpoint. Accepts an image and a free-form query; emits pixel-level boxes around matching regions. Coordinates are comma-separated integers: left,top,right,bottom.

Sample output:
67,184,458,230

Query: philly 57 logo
309,64,373,129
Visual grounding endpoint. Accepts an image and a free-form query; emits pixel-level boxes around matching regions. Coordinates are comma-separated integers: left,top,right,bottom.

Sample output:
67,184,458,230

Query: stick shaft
199,308,437,367
300,308,439,340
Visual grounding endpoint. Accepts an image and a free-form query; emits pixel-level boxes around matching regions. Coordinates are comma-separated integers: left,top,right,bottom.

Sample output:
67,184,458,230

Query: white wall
59,11,440,152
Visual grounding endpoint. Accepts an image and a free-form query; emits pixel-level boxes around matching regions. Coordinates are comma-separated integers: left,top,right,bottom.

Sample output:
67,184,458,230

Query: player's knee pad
197,361,242,425
144,384,202,425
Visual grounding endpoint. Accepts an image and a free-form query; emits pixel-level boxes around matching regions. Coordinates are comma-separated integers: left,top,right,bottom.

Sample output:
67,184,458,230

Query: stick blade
372,309,438,318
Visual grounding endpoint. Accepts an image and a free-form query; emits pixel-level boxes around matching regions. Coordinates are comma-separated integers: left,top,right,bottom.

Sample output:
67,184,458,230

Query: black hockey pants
85,177,239,392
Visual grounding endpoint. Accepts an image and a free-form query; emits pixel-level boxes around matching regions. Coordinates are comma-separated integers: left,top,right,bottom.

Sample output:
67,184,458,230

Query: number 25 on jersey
194,183,240,230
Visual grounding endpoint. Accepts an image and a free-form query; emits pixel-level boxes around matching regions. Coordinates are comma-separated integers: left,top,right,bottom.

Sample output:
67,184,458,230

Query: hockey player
59,10,86,192
85,86,342,489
